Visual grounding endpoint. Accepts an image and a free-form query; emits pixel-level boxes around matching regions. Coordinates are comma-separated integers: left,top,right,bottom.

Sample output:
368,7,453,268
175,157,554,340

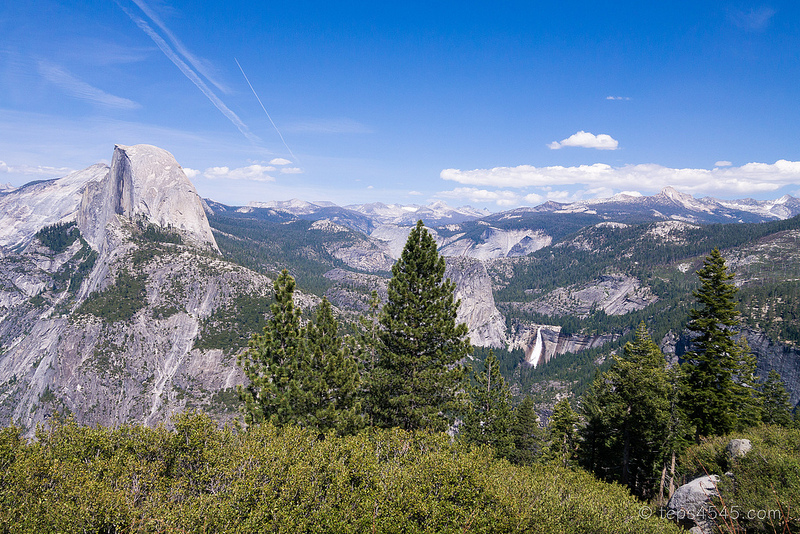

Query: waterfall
527,327,543,368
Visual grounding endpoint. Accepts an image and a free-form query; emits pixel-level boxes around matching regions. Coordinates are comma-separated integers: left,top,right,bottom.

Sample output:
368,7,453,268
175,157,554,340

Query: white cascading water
527,327,543,368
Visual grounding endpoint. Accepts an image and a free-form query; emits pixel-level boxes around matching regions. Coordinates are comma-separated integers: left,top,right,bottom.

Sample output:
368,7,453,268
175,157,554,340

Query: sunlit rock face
0,164,109,250
78,144,218,253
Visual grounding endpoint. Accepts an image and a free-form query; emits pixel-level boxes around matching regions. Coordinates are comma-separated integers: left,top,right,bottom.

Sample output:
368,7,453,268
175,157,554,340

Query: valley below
1,144,799,434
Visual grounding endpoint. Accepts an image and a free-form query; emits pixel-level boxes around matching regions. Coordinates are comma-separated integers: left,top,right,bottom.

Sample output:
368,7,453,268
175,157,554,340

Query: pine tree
681,248,761,439
760,369,793,427
545,398,579,468
579,322,672,497
302,297,364,435
239,273,362,435
463,352,514,458
509,395,543,465
238,269,304,426
368,220,470,431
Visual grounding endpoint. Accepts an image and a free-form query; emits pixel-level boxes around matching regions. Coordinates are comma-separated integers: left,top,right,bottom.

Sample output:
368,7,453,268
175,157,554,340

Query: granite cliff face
0,164,109,250
78,144,218,253
0,145,250,434
444,257,507,348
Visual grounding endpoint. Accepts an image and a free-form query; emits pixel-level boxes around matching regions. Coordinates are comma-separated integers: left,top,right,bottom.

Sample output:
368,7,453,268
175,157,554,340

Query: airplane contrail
117,1,260,144
235,58,299,165
130,0,231,94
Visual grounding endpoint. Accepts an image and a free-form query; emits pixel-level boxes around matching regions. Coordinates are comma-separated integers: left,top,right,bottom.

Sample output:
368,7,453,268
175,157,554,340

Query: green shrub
679,425,800,534
0,412,684,533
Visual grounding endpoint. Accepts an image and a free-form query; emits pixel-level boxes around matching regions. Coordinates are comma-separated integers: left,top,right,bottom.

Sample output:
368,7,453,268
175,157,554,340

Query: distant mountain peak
657,186,695,204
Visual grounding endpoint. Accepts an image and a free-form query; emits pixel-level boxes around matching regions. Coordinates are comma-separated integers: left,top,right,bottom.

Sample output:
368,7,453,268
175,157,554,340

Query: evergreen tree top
689,248,740,332
369,219,470,431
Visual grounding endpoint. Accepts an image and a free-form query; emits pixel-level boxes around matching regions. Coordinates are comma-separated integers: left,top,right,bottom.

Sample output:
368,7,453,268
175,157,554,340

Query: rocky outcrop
445,257,507,348
746,328,800,407
440,227,551,260
78,144,218,253
0,237,269,434
667,475,720,534
508,274,657,318
725,438,752,459
0,145,254,435
506,320,618,367
663,328,800,407
0,164,108,250
667,438,754,534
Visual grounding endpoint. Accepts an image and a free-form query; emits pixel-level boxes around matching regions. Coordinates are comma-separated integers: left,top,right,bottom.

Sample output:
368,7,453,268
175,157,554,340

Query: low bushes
0,412,682,533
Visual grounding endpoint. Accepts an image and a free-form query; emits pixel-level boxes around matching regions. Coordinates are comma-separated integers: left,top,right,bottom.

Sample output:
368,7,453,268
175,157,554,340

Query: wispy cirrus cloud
37,60,141,110
117,1,259,144
728,6,776,32
547,130,619,150
285,118,373,134
128,0,230,93
441,160,800,197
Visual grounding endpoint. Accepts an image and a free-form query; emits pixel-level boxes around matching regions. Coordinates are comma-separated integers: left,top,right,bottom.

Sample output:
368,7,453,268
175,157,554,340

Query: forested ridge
8,214,800,532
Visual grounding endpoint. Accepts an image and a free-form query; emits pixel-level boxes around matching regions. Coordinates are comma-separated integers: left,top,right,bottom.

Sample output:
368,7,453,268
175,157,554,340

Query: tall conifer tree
509,395,543,465
463,352,514,458
579,322,672,497
238,269,304,426
760,369,793,427
545,398,579,468
681,248,760,439
302,297,364,435
368,220,470,431
239,272,362,435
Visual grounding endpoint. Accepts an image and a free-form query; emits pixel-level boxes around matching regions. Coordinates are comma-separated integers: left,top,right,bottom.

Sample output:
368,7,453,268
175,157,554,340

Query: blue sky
2,1,800,209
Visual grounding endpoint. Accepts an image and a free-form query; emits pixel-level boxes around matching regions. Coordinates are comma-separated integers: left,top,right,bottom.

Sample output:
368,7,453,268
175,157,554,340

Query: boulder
667,475,720,534
725,438,752,459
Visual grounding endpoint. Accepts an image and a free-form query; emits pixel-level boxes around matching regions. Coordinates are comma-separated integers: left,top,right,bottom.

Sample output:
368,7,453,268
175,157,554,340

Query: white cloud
203,165,276,182
438,187,521,207
715,160,732,167
182,167,201,178
269,158,292,165
37,60,140,110
441,160,800,196
280,167,303,174
522,193,544,204
0,160,73,177
548,131,619,150
606,96,631,101
408,190,422,196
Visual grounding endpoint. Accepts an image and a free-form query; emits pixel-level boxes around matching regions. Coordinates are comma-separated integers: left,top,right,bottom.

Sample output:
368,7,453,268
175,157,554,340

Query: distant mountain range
2,145,799,434
204,187,800,233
